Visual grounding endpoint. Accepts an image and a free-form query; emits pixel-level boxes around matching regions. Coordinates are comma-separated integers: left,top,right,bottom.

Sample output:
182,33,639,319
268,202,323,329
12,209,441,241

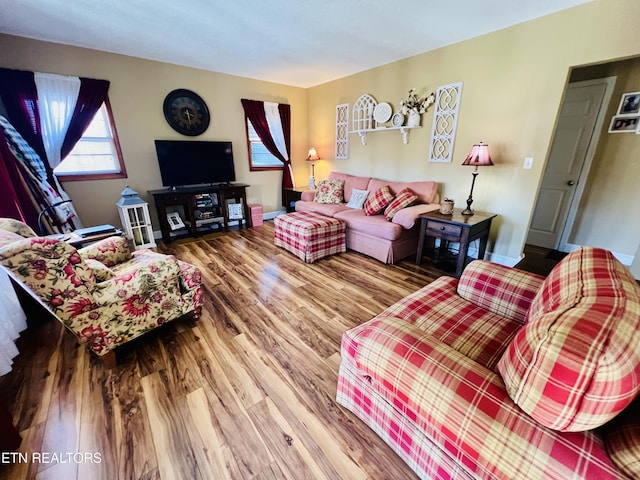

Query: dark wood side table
47,229,124,248
415,208,497,278
283,187,305,213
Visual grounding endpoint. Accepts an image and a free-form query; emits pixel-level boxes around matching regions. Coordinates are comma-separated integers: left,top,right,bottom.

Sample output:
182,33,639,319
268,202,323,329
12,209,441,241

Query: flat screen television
154,140,236,188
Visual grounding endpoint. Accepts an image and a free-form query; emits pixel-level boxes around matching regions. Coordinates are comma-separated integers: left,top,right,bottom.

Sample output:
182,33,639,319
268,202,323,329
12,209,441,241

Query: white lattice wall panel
335,103,349,159
428,82,463,163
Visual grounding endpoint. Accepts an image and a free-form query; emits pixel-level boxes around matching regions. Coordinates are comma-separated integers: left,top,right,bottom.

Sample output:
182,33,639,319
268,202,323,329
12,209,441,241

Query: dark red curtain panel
241,99,283,160
0,68,57,190
241,99,293,203
0,68,47,164
61,78,110,158
0,128,39,226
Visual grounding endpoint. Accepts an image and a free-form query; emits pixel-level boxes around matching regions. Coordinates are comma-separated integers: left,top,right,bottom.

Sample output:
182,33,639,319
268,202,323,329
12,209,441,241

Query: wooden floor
0,221,445,480
513,244,562,277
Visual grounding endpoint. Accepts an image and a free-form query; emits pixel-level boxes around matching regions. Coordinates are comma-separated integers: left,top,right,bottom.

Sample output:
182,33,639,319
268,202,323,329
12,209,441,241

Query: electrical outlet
523,157,533,170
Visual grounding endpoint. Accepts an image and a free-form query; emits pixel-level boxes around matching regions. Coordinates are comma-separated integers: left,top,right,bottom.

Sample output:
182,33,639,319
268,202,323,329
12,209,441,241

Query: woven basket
439,199,454,215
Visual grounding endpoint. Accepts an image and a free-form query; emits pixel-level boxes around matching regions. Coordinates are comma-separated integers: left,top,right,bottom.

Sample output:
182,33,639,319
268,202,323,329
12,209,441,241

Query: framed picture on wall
608,115,640,133
617,92,640,115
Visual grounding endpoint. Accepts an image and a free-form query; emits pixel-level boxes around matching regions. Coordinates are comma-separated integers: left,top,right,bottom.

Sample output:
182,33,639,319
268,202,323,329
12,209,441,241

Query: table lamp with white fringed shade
306,147,320,190
461,142,494,215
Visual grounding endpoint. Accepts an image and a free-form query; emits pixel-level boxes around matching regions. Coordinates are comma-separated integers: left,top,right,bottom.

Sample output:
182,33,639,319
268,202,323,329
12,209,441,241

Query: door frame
534,76,617,252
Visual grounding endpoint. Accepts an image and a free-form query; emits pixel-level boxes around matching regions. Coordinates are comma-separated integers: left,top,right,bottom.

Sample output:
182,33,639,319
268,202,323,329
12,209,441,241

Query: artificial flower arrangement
400,89,436,115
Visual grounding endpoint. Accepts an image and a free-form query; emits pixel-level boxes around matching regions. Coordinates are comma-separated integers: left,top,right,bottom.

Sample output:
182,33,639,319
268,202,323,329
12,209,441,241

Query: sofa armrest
0,237,98,321
300,189,316,201
457,260,544,324
391,203,440,229
177,259,203,315
78,235,132,267
0,218,37,238
177,259,202,293
347,316,617,479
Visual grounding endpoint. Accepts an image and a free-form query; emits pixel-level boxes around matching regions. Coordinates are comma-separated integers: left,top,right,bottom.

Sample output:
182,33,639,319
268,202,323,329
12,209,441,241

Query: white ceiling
0,0,590,88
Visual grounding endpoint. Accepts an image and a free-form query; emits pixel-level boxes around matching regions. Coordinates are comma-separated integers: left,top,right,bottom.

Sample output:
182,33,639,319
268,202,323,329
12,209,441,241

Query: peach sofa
294,172,440,264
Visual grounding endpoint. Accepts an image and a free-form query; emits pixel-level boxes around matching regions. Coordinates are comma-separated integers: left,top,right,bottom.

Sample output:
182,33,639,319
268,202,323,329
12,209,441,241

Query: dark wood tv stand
148,184,251,244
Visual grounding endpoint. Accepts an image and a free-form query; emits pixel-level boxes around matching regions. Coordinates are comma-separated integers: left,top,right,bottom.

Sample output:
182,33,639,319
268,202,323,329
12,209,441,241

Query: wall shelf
349,125,421,145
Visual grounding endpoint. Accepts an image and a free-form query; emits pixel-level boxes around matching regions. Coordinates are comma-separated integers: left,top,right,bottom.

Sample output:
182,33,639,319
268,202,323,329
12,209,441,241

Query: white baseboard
264,210,284,220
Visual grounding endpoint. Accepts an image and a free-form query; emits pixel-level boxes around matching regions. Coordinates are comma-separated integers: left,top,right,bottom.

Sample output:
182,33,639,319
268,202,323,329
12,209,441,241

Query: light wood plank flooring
0,221,445,480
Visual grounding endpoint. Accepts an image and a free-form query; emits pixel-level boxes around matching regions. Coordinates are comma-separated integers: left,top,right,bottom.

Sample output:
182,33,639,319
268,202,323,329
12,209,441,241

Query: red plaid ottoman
274,211,346,263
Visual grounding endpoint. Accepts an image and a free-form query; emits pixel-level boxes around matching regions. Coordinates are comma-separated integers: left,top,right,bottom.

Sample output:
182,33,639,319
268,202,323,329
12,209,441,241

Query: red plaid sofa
337,247,640,479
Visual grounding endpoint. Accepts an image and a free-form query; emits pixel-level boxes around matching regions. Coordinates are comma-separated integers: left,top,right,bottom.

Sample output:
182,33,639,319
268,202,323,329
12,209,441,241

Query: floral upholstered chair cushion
0,219,203,358
78,235,132,266
0,218,37,238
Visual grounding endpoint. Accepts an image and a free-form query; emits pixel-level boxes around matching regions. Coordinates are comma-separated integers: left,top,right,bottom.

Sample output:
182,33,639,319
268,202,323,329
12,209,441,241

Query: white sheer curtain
34,72,81,169
0,269,27,376
264,101,293,180
264,102,288,160
34,72,83,228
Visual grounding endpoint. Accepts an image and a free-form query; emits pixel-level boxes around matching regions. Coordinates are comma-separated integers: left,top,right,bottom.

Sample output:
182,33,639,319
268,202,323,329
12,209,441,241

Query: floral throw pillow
384,188,419,220
364,185,394,216
314,180,345,204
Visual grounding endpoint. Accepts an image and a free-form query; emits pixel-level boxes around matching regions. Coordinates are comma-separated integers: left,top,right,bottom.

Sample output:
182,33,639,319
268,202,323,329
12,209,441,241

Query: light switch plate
523,157,533,169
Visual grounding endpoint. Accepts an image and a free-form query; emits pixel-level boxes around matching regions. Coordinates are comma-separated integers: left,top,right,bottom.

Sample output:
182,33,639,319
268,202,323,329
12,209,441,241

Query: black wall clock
163,89,210,136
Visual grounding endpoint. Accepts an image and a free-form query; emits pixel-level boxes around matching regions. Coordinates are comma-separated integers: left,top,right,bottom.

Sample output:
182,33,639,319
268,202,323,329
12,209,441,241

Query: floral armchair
0,218,203,366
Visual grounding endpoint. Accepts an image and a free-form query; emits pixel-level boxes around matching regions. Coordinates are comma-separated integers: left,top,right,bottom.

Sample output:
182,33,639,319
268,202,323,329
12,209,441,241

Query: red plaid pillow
364,185,394,216
497,247,640,432
384,188,418,220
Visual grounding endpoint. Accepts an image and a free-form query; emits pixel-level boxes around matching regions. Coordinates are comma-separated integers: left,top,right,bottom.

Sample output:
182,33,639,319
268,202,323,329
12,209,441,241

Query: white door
527,79,612,249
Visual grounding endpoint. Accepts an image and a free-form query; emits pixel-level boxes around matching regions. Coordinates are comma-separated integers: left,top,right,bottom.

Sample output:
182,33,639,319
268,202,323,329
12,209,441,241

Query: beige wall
0,34,308,229
307,0,640,263
2,0,640,264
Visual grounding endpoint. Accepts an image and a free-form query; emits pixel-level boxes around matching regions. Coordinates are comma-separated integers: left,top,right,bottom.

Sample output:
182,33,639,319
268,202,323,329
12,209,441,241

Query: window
54,98,127,181
245,118,282,171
